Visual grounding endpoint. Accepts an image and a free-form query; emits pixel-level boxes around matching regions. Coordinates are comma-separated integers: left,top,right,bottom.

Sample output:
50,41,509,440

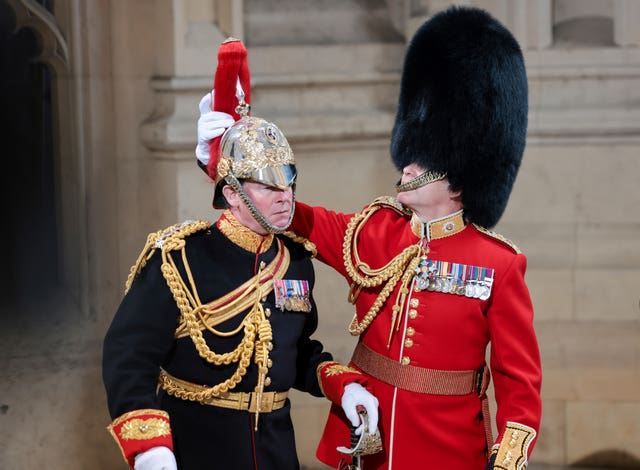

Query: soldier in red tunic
292,8,542,469
196,7,542,470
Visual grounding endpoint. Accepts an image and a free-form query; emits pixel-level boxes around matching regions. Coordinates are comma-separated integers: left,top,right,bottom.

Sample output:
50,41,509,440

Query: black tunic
103,222,332,470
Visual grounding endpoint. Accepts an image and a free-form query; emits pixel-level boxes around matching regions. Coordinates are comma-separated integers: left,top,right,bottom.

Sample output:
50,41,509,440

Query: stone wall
0,1,638,469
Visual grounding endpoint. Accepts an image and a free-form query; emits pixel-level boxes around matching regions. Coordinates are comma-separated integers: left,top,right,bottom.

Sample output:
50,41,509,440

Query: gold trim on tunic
173,238,290,338
218,210,274,253
493,421,536,470
410,210,465,241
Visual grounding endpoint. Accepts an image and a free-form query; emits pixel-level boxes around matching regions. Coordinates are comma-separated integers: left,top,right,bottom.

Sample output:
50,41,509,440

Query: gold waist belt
159,370,288,413
351,342,482,395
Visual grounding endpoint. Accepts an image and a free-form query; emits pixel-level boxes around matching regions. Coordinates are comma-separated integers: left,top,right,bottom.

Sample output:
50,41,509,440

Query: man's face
231,181,294,235
396,163,457,213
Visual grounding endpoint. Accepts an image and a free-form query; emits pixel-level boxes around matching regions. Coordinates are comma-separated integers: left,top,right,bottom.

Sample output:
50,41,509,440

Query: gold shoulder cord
125,221,290,409
124,229,165,294
281,230,318,257
343,205,422,344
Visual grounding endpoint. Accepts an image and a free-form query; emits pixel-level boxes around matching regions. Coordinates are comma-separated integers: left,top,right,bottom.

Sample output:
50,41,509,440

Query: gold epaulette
124,220,211,293
154,219,211,249
369,195,412,216
281,231,317,258
473,224,521,254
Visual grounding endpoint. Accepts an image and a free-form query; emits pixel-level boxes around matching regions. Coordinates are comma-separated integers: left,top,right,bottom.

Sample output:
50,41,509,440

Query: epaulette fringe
124,220,211,293
369,196,412,216
473,224,521,254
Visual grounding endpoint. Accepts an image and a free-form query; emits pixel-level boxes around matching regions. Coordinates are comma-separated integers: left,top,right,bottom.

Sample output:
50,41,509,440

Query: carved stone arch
4,0,69,73
2,0,89,311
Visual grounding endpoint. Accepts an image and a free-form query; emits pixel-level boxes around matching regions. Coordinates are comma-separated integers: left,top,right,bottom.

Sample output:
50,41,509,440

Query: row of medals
281,297,312,312
413,256,492,301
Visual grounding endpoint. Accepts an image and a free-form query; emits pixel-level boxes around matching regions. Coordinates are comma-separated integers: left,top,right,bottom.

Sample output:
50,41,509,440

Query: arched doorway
0,0,58,305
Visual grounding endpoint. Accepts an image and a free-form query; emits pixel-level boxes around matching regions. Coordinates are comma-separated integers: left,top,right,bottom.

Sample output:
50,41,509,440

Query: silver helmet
216,116,296,193
213,108,297,233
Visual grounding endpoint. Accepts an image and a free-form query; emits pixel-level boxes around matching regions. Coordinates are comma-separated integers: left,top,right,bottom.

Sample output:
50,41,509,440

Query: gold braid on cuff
395,170,447,192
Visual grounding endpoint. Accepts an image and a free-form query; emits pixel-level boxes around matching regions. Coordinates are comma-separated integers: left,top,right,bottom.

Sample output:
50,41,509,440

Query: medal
274,279,311,312
465,283,474,297
415,277,429,291
473,283,482,299
415,259,495,300
479,285,490,301
444,278,453,293
414,256,436,292
478,267,494,301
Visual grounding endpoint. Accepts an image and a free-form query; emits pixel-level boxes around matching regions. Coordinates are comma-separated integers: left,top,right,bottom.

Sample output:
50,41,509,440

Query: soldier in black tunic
103,62,307,470
103,39,379,470
103,209,330,470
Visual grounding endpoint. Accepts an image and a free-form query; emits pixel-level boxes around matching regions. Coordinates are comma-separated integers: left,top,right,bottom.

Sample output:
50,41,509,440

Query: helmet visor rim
248,164,297,190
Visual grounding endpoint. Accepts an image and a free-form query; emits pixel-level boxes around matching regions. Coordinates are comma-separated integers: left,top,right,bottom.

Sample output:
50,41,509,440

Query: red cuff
107,409,173,467
317,360,368,405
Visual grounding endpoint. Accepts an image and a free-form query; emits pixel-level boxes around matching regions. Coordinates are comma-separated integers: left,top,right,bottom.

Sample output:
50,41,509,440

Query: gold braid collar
218,210,274,253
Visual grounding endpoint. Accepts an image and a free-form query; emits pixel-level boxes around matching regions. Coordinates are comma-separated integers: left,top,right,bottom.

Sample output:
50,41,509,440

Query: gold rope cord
282,230,318,257
342,205,422,338
143,221,288,402
172,245,290,338
124,230,163,294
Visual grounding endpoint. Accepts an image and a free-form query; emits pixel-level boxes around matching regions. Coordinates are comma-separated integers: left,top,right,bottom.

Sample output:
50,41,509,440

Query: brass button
265,308,271,318
267,342,274,351
267,359,273,368
408,309,418,319
406,327,415,337
409,298,419,308
404,338,414,348
264,377,272,387
401,356,411,366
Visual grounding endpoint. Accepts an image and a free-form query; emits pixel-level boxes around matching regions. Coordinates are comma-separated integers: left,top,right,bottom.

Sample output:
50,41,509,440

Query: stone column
139,0,243,235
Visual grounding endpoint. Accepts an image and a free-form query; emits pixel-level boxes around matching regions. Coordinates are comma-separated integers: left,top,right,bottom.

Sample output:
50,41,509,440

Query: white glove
134,446,177,470
341,382,379,435
195,91,235,165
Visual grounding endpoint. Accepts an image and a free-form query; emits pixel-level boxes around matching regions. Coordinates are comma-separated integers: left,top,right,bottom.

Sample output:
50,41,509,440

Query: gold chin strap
225,173,295,234
395,169,447,192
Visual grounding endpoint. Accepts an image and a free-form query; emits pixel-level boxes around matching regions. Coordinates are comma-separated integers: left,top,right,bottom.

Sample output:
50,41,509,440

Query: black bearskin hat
390,7,528,228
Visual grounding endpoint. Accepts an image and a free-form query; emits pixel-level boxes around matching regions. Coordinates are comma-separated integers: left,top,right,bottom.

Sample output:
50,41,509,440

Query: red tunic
290,199,542,470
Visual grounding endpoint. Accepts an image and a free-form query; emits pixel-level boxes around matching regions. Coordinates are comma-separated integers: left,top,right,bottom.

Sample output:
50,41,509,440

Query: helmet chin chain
395,170,447,193
225,174,295,234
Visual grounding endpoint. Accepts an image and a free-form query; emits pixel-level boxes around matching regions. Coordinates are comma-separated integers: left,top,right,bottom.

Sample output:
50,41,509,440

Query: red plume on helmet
205,38,251,182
